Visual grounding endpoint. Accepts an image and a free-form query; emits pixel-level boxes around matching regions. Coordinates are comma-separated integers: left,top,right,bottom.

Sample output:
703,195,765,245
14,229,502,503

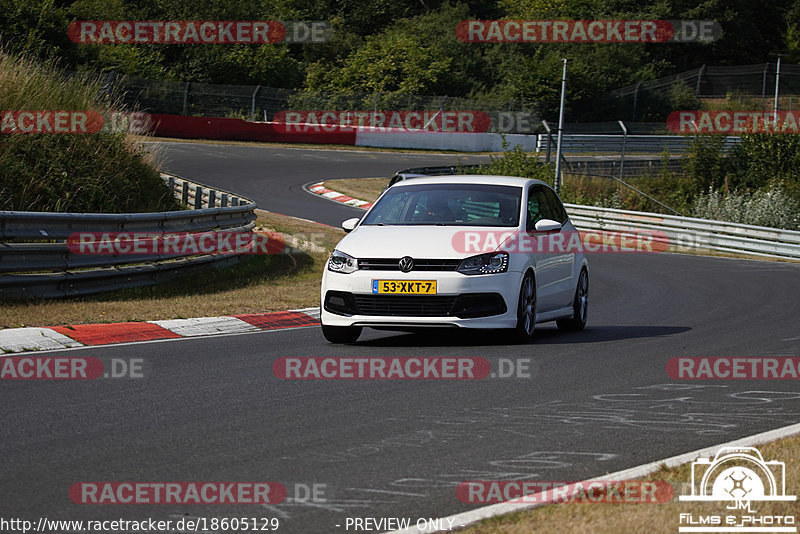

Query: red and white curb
0,308,320,354
307,182,374,209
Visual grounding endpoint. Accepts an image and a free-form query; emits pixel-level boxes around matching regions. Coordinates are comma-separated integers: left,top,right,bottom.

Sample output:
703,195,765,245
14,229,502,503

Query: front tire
557,268,588,331
321,324,362,344
512,272,537,342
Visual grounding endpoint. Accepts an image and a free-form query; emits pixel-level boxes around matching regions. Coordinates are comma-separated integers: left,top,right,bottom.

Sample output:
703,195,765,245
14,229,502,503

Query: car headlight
457,252,509,275
328,249,358,274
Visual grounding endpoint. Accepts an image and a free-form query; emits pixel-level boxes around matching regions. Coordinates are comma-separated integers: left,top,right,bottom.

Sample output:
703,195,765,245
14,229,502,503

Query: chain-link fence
609,62,800,121
102,72,541,132
96,62,799,131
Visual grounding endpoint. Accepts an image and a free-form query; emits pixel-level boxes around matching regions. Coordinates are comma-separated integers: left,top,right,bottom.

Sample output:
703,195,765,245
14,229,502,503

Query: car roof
389,174,551,188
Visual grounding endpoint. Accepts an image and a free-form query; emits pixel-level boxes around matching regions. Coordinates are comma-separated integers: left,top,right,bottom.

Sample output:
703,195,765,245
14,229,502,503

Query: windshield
362,183,522,226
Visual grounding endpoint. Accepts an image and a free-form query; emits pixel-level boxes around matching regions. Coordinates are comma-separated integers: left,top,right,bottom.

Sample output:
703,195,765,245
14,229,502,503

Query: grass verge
0,50,177,213
321,177,389,202
459,433,800,533
0,211,344,328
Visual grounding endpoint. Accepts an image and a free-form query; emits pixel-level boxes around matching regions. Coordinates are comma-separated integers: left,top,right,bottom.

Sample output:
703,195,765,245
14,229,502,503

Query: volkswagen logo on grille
398,256,414,272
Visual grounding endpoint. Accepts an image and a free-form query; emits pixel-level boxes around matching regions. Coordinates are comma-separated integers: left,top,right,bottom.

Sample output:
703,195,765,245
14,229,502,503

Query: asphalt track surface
155,142,493,226
2,142,800,533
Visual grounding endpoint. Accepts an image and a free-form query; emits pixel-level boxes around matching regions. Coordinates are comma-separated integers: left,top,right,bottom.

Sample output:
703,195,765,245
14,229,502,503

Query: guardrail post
167,175,174,193
221,194,228,207
194,186,203,209
209,190,216,208
182,181,189,205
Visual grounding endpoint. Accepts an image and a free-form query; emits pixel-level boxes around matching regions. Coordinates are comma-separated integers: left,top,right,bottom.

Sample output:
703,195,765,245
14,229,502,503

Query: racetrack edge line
386,421,800,534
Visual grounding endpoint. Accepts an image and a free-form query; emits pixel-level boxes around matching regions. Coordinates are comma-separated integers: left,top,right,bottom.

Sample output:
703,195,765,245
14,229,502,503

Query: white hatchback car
320,175,589,343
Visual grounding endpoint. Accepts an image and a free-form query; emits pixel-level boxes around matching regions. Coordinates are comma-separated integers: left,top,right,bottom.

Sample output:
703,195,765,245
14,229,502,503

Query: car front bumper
320,268,522,329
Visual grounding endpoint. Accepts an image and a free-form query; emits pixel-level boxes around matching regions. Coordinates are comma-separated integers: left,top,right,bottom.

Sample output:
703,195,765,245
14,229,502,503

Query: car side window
542,187,568,223
527,187,556,230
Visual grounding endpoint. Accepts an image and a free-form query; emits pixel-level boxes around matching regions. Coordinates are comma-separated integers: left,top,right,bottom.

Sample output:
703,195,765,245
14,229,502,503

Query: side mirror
533,219,562,232
341,217,360,233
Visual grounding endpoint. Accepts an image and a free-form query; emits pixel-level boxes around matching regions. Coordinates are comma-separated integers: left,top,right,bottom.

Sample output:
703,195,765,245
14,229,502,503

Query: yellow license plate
372,280,437,294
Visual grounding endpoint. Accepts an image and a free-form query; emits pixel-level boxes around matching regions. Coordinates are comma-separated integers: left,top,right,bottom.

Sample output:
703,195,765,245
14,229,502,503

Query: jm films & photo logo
678,447,796,533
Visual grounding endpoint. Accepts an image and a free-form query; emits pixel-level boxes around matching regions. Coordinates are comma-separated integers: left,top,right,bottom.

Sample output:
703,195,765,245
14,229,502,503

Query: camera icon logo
679,447,796,503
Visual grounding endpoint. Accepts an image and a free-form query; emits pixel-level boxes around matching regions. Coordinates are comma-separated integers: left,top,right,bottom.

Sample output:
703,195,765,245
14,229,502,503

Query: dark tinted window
527,185,567,229
527,187,556,228
363,183,522,227
542,187,568,223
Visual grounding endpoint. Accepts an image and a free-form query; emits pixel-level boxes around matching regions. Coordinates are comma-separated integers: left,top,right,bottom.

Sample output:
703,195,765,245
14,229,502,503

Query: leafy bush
467,142,553,182
730,134,800,194
691,182,800,230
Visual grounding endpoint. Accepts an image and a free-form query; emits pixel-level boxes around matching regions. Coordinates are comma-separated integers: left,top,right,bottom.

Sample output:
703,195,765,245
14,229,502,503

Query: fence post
618,120,627,180
182,82,190,115
194,186,203,209
761,62,769,112
182,181,189,205
695,65,705,97
251,85,261,122
542,120,552,164
632,81,642,121
774,54,782,115
208,189,216,208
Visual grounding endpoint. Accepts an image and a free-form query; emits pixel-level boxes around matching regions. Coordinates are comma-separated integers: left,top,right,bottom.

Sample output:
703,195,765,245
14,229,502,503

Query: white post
774,55,782,116
554,59,568,194
618,120,627,181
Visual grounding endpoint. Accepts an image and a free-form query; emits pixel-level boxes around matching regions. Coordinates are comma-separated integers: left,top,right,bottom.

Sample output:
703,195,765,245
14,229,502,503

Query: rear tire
557,268,588,331
321,325,362,344
512,272,537,342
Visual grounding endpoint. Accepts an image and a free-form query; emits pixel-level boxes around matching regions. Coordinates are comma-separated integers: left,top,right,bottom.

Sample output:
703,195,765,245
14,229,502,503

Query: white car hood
336,225,513,259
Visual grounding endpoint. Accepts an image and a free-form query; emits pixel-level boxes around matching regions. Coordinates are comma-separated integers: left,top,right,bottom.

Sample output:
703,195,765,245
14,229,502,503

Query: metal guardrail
565,203,800,260
536,134,741,154
0,173,257,298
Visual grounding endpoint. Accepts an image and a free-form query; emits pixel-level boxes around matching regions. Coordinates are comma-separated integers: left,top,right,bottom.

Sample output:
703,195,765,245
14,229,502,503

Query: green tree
730,134,800,196
0,0,76,62
304,3,489,98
